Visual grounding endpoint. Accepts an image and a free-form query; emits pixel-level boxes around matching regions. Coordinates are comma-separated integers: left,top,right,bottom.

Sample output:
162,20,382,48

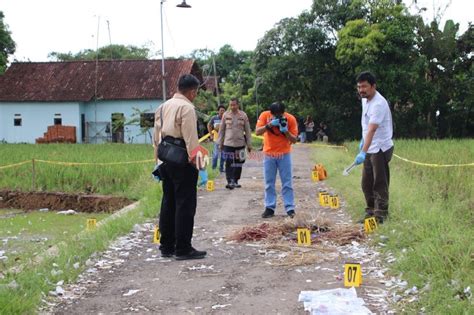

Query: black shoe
161,251,175,258
261,208,275,218
287,210,295,218
233,181,242,188
375,216,385,224
225,182,235,190
175,248,207,260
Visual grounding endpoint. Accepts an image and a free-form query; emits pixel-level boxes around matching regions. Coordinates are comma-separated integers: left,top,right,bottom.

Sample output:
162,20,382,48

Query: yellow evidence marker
297,227,311,246
318,190,327,205
153,226,161,244
330,195,340,209
311,170,319,182
344,263,362,287
364,217,378,234
322,194,330,207
206,180,215,192
86,218,97,230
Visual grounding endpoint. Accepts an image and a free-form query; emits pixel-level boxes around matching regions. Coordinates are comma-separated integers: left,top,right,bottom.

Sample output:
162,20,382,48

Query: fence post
32,159,36,191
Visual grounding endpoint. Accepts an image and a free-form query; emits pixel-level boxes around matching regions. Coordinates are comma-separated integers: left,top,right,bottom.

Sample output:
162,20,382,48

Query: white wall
0,102,80,143
83,100,162,144
0,100,163,144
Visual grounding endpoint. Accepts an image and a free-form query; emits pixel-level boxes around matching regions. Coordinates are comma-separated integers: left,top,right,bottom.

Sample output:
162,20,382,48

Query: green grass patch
0,142,220,313
311,139,473,314
0,144,154,199
0,183,163,314
0,209,109,272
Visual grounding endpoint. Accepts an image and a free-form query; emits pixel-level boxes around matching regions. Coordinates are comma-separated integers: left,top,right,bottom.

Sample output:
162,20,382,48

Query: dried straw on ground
228,212,364,246
263,243,339,266
318,226,366,245
227,213,366,267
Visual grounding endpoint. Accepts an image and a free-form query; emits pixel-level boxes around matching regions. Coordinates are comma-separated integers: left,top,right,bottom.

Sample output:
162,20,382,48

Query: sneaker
261,208,275,218
287,210,295,218
225,183,235,190
175,248,207,260
233,181,242,188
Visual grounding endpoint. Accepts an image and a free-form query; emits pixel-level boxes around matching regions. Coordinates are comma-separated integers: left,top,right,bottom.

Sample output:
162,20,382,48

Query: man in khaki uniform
218,98,252,189
154,74,206,260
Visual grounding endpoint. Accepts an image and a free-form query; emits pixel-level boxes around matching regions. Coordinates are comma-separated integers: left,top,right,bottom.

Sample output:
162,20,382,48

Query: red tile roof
0,59,202,102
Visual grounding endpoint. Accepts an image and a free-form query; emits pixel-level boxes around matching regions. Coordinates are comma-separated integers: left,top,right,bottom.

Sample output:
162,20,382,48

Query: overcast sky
2,0,472,62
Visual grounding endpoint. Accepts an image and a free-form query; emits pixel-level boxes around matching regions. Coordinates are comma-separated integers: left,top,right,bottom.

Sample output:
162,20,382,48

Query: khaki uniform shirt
153,93,199,160
218,110,252,148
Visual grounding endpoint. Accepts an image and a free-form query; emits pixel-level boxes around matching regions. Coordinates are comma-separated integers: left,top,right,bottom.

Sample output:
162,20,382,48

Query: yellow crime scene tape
198,133,211,143
392,154,474,168
0,160,31,170
1,136,471,169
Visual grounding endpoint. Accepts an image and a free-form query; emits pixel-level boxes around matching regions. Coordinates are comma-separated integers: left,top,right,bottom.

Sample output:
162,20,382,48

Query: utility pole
160,0,166,102
212,56,220,106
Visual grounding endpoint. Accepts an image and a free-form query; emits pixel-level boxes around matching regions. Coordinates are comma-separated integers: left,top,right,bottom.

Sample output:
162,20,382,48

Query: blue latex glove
270,118,280,126
354,151,367,165
279,125,288,133
359,139,364,150
198,169,208,187
151,163,162,183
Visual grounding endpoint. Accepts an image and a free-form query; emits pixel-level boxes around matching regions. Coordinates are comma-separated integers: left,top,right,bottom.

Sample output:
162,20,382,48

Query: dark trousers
159,162,198,255
223,145,245,184
362,147,394,218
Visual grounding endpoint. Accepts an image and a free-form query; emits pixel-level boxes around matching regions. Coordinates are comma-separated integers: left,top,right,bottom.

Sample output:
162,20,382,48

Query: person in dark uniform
153,74,207,260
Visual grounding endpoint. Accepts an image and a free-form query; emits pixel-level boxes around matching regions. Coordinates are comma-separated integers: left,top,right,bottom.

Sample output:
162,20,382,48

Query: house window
140,113,155,128
54,114,62,125
14,114,22,127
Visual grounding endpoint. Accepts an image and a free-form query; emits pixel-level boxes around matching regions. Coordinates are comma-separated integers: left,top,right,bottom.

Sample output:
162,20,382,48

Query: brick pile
36,125,77,144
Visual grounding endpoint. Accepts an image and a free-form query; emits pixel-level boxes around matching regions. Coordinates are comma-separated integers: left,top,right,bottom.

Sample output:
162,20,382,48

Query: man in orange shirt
255,102,298,218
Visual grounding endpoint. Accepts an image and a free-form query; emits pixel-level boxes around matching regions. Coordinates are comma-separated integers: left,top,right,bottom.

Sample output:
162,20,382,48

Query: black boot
225,180,235,190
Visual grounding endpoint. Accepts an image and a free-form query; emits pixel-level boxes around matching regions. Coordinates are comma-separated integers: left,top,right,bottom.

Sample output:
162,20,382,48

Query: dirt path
50,145,391,314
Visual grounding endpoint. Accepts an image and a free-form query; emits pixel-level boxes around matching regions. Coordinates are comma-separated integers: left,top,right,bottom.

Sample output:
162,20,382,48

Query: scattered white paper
123,289,141,297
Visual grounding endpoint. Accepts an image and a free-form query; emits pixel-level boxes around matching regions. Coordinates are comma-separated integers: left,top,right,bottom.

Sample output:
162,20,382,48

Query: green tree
0,11,16,74
48,44,155,61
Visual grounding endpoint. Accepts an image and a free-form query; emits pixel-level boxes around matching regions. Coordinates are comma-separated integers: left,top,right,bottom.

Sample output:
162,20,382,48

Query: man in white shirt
354,71,394,224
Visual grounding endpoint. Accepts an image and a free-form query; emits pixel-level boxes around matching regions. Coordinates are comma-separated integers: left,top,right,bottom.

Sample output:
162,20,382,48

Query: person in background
207,105,226,173
153,74,207,260
218,98,252,189
316,122,329,141
354,71,394,224
304,116,315,142
298,116,306,143
255,102,298,218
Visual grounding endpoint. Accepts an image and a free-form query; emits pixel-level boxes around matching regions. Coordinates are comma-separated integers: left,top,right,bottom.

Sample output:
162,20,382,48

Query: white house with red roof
0,59,202,144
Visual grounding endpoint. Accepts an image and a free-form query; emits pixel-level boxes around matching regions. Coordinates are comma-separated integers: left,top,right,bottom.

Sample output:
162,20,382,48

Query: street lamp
160,0,191,102
176,1,191,8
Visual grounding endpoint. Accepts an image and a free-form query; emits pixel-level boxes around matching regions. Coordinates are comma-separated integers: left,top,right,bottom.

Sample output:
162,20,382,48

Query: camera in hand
278,116,288,128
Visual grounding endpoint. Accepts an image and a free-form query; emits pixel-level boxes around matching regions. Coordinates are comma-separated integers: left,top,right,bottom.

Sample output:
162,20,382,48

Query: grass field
310,139,473,314
0,144,155,199
0,209,109,272
0,142,223,313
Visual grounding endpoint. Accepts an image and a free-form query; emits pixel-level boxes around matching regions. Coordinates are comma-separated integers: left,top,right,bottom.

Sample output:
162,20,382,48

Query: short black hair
269,102,285,115
230,97,239,104
178,74,200,93
356,71,376,86
217,105,226,111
